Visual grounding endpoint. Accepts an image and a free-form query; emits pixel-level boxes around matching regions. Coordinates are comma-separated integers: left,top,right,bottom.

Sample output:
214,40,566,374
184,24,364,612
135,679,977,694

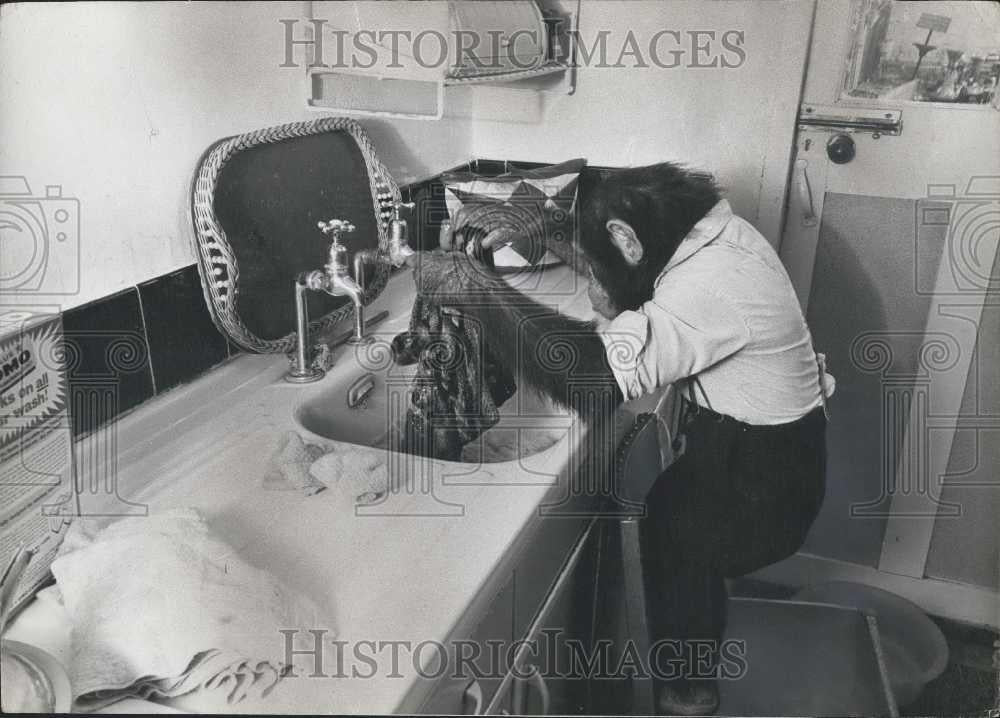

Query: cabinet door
588,520,631,715
419,576,514,715
513,514,588,640
510,521,600,715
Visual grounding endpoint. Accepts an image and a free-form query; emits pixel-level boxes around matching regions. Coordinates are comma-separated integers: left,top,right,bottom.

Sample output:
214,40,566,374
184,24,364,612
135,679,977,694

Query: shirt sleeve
598,287,751,401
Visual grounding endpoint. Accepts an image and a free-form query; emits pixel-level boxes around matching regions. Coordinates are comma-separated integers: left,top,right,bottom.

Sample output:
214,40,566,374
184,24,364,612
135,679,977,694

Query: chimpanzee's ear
606,219,643,266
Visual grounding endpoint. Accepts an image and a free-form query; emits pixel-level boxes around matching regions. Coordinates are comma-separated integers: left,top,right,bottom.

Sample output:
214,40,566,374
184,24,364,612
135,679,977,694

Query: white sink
295,351,570,463
294,265,604,463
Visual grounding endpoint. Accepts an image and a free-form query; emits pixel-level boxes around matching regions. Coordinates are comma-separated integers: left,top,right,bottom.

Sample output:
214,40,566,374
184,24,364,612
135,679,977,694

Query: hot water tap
388,201,416,266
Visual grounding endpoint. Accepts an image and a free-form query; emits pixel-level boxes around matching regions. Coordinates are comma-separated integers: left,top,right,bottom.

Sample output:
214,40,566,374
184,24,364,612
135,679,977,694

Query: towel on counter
50,509,331,712
391,294,516,461
262,431,327,495
309,449,390,505
265,431,389,504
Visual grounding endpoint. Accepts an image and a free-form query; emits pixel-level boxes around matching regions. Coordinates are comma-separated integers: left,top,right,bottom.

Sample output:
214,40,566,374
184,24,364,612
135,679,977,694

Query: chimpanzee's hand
441,207,499,269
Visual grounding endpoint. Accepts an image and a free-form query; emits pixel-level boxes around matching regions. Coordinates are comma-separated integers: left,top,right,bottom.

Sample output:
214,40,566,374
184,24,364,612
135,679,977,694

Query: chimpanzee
410,162,830,716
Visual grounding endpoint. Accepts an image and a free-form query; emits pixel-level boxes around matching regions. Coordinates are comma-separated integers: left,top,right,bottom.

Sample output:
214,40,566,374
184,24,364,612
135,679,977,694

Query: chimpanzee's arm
412,252,624,408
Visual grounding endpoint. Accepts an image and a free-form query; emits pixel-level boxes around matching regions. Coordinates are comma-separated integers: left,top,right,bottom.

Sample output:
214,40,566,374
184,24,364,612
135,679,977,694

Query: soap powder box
0,310,77,612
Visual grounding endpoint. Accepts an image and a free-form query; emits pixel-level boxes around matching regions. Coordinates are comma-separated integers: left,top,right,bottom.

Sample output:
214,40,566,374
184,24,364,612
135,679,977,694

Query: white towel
262,431,328,495
50,509,332,712
309,447,389,505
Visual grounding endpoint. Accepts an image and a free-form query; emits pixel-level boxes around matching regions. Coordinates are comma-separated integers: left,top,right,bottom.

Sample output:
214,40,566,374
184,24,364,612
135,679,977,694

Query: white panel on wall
924,285,1000,592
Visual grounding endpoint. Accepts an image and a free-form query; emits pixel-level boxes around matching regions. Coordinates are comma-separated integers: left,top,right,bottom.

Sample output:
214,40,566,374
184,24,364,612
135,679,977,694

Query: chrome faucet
387,201,416,267
317,218,366,343
285,203,415,384
286,219,365,384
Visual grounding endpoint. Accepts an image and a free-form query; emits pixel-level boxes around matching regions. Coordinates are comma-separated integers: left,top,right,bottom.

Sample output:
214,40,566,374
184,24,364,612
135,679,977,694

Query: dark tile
409,178,451,252
138,264,228,393
507,159,550,171
469,159,508,176
61,288,154,437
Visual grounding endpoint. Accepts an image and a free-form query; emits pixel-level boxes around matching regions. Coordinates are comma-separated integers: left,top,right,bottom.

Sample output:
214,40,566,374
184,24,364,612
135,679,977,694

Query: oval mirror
190,118,399,354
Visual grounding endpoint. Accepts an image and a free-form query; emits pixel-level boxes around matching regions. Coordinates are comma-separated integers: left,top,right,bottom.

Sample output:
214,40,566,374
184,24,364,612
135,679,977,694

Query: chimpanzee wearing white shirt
412,163,827,716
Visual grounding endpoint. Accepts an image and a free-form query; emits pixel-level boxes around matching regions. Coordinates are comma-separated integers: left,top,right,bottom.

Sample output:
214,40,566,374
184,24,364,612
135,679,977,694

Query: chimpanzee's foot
656,679,719,716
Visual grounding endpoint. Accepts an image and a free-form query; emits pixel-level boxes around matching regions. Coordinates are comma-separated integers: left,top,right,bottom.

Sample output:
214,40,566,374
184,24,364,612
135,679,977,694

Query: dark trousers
640,399,827,682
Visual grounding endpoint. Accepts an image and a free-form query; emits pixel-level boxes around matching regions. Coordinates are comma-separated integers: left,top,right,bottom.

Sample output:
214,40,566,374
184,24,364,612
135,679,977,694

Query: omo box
0,310,77,611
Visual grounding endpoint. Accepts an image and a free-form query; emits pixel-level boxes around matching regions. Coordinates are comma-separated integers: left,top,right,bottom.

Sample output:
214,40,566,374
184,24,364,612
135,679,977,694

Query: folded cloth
262,431,327,495
50,509,331,712
392,294,516,461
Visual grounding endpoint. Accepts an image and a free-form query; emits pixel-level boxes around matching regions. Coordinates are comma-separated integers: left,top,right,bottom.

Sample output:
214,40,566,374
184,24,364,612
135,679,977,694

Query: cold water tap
286,218,366,384
318,218,368,344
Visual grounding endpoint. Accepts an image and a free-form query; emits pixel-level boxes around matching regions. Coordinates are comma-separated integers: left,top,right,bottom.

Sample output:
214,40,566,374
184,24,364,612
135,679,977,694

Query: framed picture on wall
841,0,1000,109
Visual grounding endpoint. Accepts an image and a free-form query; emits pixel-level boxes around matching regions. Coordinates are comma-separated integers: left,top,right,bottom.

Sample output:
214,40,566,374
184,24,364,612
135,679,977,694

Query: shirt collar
661,199,734,275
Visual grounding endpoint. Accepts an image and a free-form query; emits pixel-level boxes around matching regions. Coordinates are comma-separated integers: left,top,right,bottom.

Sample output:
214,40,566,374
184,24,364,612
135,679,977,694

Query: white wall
1,0,815,311
0,1,474,310
469,0,815,244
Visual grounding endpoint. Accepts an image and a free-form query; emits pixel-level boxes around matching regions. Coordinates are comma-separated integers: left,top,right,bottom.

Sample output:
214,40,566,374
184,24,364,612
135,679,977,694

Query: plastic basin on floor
793,581,949,706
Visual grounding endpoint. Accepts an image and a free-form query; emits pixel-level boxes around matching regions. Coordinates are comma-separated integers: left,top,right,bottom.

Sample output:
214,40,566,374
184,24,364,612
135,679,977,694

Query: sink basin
295,264,598,464
295,351,571,464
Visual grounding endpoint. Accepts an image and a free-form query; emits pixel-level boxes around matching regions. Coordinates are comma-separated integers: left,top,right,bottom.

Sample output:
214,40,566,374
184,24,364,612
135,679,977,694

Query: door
775,0,1000,627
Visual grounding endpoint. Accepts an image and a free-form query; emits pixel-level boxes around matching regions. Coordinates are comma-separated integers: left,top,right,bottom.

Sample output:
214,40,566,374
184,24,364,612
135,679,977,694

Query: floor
729,578,999,716
901,619,998,716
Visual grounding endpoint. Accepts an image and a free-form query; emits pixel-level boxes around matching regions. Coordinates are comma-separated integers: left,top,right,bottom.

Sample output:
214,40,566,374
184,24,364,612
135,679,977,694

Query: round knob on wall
827,133,856,164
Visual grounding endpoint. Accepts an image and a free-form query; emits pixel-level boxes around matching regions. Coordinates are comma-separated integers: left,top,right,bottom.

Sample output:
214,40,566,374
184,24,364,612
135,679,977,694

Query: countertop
7,265,658,714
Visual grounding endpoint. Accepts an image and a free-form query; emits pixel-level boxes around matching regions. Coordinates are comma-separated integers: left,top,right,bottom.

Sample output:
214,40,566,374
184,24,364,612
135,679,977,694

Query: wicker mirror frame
190,118,400,354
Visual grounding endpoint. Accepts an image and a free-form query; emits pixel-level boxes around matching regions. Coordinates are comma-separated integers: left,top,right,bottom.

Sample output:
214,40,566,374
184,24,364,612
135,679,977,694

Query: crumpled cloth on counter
265,431,389,504
49,509,331,712
391,293,516,461
309,448,390,505
262,431,328,496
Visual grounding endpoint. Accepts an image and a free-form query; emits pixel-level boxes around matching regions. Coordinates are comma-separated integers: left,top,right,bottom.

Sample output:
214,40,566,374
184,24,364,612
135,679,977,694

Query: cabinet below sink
407,513,597,715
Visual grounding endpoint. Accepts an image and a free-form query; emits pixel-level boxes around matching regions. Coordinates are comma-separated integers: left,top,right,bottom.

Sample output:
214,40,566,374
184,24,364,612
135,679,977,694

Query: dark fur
426,162,720,409
578,163,720,313
418,257,615,407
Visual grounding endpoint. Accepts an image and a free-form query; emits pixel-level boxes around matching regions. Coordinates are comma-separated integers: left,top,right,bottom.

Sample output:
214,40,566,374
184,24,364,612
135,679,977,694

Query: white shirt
599,200,833,425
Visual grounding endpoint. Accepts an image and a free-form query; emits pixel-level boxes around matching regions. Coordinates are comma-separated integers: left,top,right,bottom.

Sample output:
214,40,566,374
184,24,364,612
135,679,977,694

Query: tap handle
317,219,356,244
393,201,416,217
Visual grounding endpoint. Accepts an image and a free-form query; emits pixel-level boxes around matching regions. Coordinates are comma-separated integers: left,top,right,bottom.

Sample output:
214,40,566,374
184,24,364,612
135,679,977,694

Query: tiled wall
64,158,596,438
62,264,233,438
62,169,462,437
